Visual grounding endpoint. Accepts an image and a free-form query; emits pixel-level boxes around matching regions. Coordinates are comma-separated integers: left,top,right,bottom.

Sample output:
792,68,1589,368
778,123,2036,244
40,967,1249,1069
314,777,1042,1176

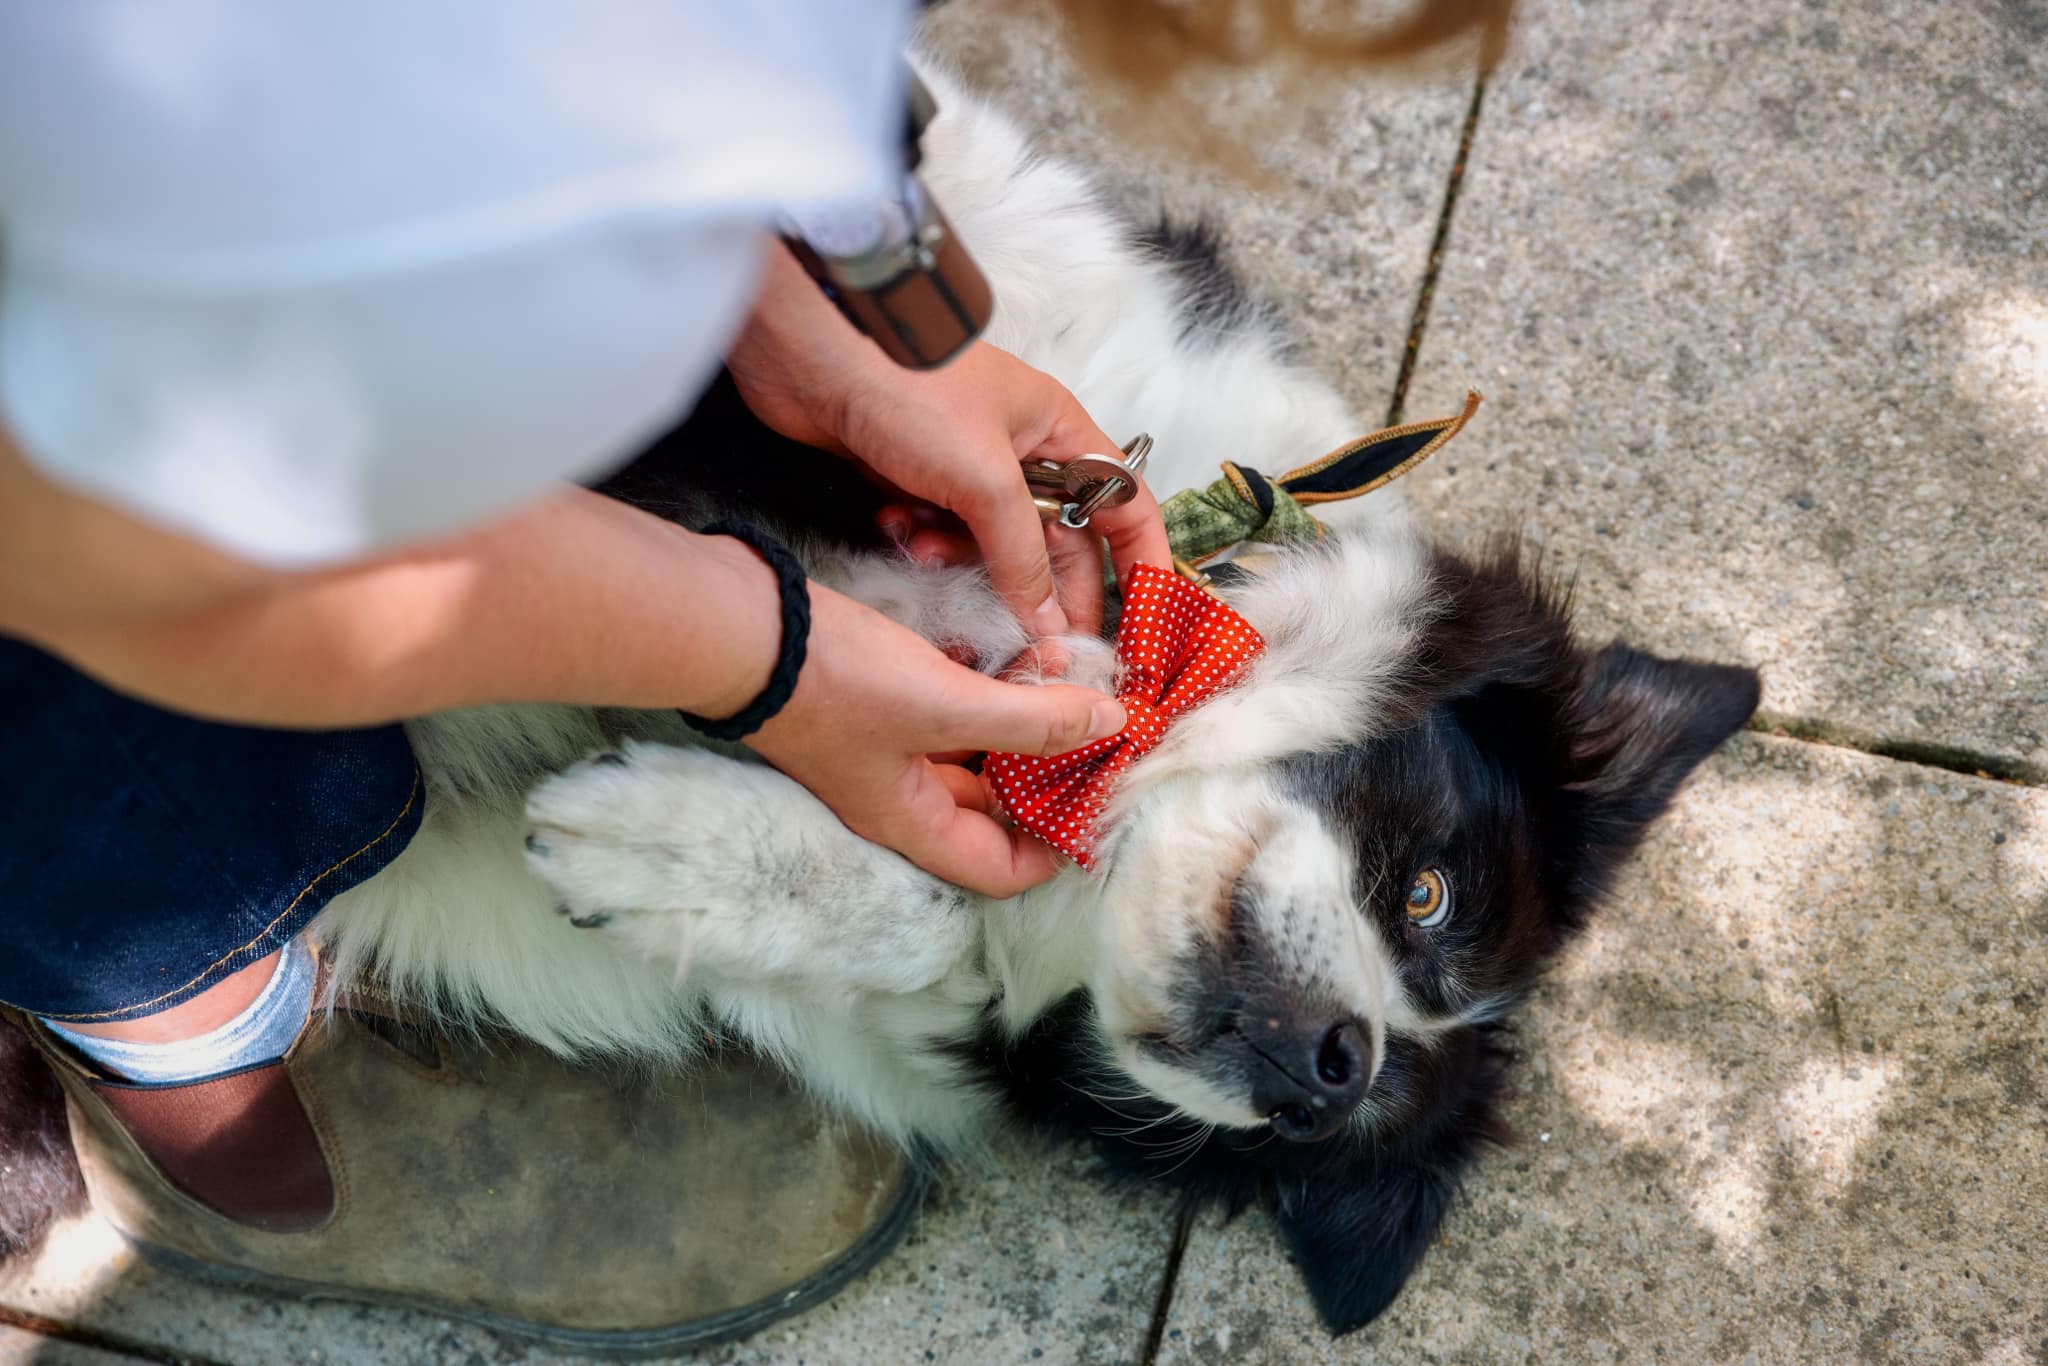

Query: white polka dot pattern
984,562,1266,870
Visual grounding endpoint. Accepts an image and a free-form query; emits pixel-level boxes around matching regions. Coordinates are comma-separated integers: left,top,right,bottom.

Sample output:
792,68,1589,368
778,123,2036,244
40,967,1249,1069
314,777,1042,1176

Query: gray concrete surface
919,0,1471,408
0,1326,131,1366
6,1,2046,1362
1402,0,2048,775
1158,733,2048,1361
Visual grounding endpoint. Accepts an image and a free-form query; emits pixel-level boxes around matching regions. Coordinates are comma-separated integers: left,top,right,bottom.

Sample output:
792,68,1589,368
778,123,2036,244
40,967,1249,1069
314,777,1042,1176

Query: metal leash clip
1025,433,1153,530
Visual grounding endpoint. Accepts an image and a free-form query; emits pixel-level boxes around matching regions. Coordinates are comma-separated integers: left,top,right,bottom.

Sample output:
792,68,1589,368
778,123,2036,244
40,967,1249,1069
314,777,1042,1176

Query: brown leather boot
14,988,923,1355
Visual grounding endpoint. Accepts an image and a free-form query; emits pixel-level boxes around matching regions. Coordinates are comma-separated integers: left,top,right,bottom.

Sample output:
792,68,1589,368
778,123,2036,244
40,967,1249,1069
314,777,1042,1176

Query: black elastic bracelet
677,521,811,741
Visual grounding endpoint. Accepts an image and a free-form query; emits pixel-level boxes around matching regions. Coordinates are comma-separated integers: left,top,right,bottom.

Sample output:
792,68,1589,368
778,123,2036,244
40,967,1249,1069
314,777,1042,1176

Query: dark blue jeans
0,638,423,1022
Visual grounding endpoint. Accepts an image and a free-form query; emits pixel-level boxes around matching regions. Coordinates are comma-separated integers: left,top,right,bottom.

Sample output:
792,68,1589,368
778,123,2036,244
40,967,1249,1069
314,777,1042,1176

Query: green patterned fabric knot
1162,466,1324,563
1155,391,1482,570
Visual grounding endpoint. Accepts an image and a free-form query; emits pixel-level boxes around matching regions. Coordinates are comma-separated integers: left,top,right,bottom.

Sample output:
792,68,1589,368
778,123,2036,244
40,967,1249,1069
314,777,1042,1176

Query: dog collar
1162,390,1481,577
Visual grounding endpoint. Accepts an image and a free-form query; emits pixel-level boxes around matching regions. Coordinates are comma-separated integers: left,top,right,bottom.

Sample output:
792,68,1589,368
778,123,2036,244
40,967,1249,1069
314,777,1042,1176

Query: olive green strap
1161,391,1481,565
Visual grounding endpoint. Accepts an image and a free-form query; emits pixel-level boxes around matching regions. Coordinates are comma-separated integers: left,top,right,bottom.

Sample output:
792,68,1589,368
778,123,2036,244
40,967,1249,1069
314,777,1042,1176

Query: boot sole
125,1160,930,1359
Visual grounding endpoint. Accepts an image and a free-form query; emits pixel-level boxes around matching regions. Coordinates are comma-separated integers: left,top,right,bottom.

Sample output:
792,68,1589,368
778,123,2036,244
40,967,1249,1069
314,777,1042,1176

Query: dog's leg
522,743,978,995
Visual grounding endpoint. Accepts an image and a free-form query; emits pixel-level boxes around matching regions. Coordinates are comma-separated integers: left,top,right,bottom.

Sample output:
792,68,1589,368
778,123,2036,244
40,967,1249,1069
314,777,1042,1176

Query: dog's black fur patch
1135,216,1253,341
592,367,891,547
972,991,1513,1332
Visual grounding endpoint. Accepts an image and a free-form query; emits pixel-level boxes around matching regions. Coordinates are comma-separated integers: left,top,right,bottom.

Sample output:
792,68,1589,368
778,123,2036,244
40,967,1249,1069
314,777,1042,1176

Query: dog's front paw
523,742,976,993
520,744,719,942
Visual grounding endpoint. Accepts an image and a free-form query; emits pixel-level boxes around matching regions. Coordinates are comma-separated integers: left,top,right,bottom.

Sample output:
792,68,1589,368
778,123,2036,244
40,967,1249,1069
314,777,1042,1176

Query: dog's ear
1267,1029,1509,1336
1268,1152,1461,1335
1555,642,1760,904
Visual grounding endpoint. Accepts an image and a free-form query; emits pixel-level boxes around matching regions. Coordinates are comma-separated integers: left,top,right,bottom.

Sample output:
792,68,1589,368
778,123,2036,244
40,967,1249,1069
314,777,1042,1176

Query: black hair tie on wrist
676,520,811,742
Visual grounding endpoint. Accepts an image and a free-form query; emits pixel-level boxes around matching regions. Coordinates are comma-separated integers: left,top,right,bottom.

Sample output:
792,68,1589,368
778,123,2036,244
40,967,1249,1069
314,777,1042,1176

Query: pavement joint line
1139,1204,1197,1366
0,1303,228,1366
1749,712,2047,788
1386,72,1488,428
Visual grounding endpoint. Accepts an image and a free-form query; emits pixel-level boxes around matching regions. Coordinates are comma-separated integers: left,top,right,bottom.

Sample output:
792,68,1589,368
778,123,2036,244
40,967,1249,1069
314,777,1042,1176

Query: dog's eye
1405,869,1451,928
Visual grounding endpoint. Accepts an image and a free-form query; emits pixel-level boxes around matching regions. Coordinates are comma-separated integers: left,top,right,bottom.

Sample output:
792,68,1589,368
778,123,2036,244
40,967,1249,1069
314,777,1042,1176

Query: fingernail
1087,700,1127,741
1032,594,1069,637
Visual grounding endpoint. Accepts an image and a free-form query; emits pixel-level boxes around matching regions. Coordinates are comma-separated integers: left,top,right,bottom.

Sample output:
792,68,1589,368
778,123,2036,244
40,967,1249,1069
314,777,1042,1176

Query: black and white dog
0,65,1759,1335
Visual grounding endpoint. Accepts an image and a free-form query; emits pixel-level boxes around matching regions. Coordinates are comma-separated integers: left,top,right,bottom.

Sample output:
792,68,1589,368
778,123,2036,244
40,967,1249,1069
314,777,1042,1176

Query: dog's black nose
1246,1016,1371,1143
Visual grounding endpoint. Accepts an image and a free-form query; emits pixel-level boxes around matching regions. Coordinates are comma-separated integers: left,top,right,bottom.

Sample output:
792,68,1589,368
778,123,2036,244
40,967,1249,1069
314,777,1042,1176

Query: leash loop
1159,391,1483,567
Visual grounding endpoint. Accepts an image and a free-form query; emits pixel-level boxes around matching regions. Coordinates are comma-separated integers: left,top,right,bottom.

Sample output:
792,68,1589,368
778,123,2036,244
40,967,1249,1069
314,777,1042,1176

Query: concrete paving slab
919,0,1473,412
1402,0,2048,772
1156,733,2048,1362
2,1214,515,1366
0,1326,133,1366
700,1146,1174,1366
1,1143,1171,1365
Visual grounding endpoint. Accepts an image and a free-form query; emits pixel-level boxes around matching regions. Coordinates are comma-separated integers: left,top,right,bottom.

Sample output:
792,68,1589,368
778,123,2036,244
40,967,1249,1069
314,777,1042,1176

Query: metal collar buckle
1025,434,1153,530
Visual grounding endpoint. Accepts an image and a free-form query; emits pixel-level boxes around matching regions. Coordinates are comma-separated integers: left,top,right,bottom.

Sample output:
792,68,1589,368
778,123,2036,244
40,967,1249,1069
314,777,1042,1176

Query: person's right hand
742,580,1124,897
726,246,1171,637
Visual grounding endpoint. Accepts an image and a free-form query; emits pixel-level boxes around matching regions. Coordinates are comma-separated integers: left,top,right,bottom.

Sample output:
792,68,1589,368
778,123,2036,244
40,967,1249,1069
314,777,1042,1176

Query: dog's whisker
1152,1124,1218,1179
1061,1078,1155,1106
1094,1109,1182,1139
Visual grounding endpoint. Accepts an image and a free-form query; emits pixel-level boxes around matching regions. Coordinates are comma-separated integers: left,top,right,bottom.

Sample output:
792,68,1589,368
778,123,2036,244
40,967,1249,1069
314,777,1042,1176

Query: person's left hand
728,245,1171,638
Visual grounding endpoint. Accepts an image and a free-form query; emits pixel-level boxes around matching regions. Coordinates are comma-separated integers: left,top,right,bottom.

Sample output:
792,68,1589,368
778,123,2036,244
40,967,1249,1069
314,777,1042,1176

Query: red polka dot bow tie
985,562,1265,869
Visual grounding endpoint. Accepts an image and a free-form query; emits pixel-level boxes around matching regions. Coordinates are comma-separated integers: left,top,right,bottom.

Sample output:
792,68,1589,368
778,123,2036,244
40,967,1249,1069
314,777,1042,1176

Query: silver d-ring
1121,432,1153,477
1041,433,1155,529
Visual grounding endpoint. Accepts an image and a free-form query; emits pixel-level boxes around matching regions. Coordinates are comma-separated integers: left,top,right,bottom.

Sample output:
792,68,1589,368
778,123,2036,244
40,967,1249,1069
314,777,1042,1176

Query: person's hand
723,245,1166,892
835,341,1171,631
744,578,1126,897
727,247,1171,635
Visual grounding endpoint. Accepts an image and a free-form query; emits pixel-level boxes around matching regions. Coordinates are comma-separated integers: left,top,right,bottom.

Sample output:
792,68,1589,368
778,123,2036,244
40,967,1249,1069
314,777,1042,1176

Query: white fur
528,743,976,997
314,61,1432,1151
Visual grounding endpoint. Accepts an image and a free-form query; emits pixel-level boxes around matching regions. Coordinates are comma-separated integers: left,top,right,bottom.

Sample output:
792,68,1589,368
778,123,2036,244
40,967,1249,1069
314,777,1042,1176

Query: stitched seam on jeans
38,769,422,1022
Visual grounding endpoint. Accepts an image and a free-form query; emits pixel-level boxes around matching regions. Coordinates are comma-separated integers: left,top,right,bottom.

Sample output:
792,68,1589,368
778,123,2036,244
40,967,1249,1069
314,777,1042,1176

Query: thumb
932,674,1128,757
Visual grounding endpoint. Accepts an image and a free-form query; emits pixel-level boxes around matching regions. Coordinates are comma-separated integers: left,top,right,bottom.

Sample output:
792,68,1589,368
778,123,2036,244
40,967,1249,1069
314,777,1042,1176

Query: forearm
4,473,779,729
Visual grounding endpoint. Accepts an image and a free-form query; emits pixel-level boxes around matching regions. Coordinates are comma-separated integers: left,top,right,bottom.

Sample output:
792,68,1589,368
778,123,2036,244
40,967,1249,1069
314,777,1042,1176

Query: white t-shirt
0,1,911,566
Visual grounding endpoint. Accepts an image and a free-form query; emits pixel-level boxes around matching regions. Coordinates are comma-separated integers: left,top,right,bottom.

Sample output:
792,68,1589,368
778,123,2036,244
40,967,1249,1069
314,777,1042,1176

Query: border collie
0,64,1758,1336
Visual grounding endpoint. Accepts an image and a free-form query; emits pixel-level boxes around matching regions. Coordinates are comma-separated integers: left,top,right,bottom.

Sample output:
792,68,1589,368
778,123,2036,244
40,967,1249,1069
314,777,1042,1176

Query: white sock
43,937,316,1084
